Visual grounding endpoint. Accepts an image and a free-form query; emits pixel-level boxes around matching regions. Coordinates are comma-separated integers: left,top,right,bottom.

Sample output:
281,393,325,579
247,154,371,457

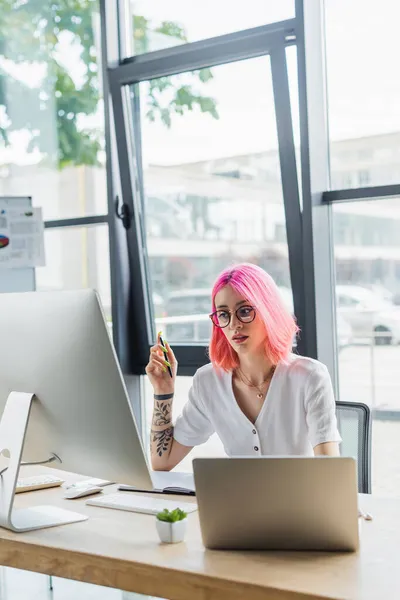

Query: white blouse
173,354,341,457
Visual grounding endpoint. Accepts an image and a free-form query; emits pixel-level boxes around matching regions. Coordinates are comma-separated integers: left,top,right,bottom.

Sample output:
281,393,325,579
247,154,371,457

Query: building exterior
2,132,400,317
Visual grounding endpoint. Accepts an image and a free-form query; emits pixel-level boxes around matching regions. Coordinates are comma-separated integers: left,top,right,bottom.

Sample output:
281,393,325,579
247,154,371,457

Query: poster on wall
0,205,45,269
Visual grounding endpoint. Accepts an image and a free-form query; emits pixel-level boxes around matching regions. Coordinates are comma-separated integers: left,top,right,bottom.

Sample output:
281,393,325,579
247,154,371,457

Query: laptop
193,456,359,551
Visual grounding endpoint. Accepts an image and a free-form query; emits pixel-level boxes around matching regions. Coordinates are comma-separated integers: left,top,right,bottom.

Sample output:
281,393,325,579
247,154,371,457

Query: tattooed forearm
153,400,172,427
151,396,174,459
151,426,173,457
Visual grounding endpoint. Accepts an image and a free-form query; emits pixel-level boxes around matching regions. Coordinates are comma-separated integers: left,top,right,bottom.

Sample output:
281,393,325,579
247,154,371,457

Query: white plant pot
156,518,187,543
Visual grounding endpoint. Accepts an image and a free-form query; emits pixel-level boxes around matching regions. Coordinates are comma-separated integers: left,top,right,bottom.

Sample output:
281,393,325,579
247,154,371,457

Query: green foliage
145,68,218,127
0,2,219,170
156,508,187,523
133,15,218,128
0,0,101,169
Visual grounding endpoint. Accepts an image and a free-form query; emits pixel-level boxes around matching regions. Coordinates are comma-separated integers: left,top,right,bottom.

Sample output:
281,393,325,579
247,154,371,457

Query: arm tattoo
151,398,173,457
153,401,172,427
151,427,173,457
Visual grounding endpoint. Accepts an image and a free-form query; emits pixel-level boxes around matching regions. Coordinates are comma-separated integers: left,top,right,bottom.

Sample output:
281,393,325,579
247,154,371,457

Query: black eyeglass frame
209,305,257,328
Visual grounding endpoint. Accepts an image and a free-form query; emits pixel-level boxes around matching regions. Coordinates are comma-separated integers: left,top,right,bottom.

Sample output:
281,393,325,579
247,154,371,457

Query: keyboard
16,474,65,494
86,492,198,515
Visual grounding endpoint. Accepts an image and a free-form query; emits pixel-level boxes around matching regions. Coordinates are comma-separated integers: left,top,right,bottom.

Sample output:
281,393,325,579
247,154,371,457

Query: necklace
237,365,276,399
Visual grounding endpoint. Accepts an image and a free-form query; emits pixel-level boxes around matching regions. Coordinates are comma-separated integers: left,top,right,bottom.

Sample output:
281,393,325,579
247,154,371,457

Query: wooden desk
0,467,398,600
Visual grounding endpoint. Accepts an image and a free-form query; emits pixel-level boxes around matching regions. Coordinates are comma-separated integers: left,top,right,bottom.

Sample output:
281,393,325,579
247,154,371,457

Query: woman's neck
237,353,275,386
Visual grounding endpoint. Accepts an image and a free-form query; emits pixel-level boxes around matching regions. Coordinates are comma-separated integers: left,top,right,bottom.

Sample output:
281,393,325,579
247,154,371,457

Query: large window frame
104,6,318,377
101,0,399,396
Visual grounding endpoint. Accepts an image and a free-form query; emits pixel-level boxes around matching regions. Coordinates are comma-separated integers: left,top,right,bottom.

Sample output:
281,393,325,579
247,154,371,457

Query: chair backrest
336,401,372,494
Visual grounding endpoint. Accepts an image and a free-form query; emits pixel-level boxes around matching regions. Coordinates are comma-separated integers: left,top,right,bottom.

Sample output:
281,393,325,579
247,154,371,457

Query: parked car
165,288,210,317
336,284,400,345
155,313,211,343
152,292,165,318
337,313,353,350
278,286,353,350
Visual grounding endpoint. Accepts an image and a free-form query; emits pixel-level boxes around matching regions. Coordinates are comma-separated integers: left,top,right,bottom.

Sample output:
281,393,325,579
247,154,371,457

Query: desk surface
0,467,398,600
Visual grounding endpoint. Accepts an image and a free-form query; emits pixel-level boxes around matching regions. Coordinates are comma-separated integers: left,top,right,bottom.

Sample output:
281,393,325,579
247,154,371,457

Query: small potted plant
156,508,188,543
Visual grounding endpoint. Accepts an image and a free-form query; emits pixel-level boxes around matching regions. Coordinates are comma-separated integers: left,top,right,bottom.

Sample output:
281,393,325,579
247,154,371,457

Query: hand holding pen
158,333,173,378
145,331,177,394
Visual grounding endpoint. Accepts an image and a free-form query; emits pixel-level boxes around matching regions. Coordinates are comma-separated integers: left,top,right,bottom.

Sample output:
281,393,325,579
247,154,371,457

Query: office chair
336,401,372,494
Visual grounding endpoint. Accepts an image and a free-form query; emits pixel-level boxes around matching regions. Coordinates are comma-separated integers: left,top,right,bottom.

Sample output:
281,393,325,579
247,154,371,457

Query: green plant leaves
156,508,187,522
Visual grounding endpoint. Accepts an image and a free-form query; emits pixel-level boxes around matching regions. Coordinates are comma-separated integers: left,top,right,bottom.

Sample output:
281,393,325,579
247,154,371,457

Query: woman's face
213,285,267,356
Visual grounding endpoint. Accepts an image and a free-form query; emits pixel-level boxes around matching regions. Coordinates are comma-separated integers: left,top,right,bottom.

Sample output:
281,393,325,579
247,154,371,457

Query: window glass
333,197,400,496
127,0,294,56
325,0,400,189
137,57,294,343
0,1,107,219
36,225,111,320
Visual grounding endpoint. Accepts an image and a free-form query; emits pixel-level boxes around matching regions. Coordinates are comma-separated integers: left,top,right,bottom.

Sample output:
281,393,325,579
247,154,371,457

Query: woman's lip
232,335,248,343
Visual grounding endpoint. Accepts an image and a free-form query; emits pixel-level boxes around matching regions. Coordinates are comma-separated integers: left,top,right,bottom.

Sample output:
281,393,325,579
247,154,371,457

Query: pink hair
209,263,298,371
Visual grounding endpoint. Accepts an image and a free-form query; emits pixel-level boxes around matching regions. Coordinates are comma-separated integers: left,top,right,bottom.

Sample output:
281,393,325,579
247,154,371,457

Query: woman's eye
239,307,251,317
217,311,229,320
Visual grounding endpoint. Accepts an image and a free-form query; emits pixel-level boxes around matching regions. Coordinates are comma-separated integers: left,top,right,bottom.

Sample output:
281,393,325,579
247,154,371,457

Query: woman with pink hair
146,263,341,471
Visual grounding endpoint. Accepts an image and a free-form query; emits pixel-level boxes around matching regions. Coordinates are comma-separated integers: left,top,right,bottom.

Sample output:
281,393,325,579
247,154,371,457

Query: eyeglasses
209,305,256,328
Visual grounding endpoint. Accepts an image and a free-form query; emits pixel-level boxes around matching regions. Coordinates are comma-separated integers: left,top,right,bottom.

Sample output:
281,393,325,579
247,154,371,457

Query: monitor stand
0,392,87,532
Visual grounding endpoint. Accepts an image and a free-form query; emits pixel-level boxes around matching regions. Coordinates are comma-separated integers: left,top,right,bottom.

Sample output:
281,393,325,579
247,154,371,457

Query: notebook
118,471,195,496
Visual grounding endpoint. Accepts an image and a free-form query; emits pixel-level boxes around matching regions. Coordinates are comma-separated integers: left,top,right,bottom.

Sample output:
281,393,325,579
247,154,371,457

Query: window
325,0,400,189
136,57,293,343
0,1,107,220
286,45,302,208
36,225,111,320
332,198,400,497
357,170,371,186
126,0,294,56
0,1,111,325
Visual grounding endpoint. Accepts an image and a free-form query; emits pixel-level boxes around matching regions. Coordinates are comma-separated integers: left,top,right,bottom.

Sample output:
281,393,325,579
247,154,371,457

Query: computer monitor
0,289,153,531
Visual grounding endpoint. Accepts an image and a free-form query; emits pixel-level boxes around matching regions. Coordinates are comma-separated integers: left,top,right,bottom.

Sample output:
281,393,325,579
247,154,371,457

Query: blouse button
252,429,257,434
254,446,259,451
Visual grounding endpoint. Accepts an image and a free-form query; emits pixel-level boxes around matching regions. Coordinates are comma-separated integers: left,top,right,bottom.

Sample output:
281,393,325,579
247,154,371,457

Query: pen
118,485,195,496
159,333,173,378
